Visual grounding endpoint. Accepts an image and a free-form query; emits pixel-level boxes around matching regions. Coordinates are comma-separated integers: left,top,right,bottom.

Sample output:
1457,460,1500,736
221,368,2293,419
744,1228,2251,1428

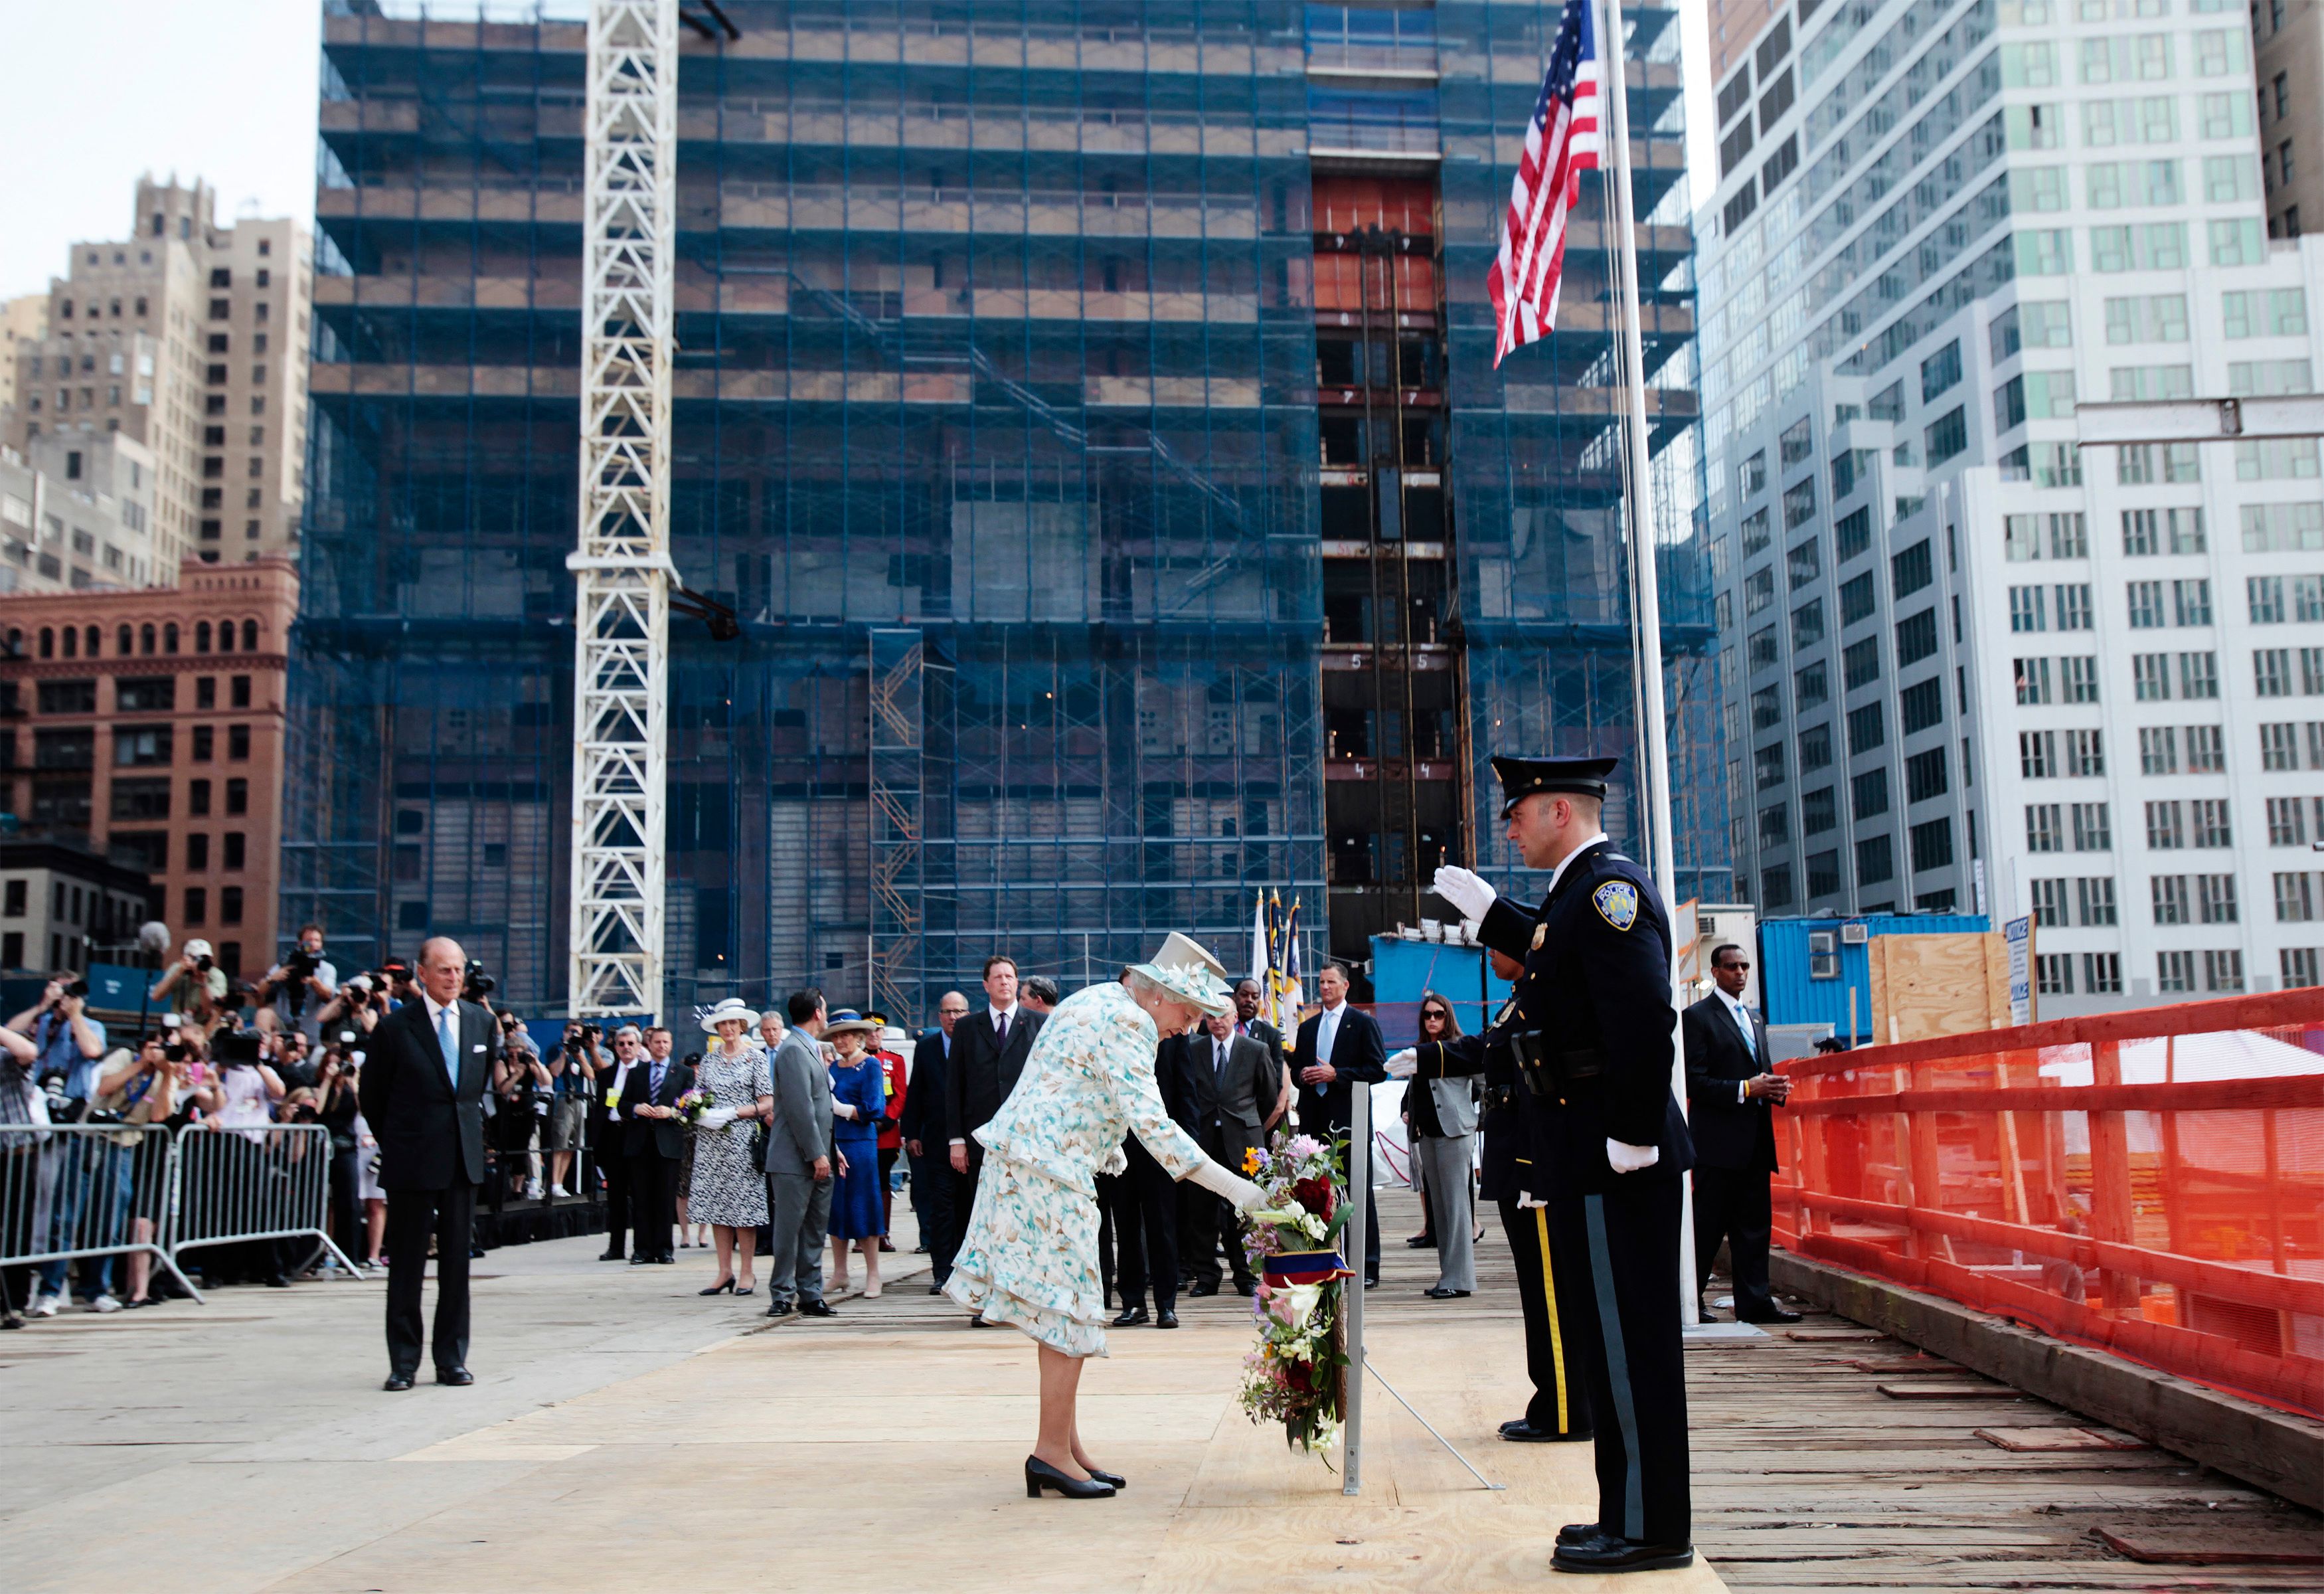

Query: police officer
1434,754,1695,1575
1390,948,1592,1445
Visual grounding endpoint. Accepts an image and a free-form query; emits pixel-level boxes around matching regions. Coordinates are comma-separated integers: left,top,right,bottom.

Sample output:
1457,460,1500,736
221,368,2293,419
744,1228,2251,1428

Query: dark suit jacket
898,1027,951,1147
620,1052,697,1160
1153,1032,1205,1138
944,1005,1043,1143
1183,1029,1278,1152
1290,1004,1386,1134
1683,994,1780,1172
357,996,499,1190
1238,1018,1283,1059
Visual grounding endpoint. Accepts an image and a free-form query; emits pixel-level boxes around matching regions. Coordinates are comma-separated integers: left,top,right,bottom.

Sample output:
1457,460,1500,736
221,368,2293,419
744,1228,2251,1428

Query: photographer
315,970,391,1041
543,1021,603,1200
8,977,112,1316
268,1028,318,1090
255,925,340,1045
149,940,232,1029
88,1037,185,1309
315,1043,365,1270
0,1016,46,1327
491,1021,550,1203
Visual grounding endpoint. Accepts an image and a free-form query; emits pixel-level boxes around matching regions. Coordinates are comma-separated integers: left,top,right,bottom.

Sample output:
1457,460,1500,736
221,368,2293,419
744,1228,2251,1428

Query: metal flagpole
1596,0,1697,1326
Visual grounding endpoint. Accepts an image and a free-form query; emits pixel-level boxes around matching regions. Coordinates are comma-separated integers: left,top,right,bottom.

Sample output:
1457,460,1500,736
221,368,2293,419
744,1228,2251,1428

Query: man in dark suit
589,1025,643,1260
357,936,500,1391
900,990,968,1293
1108,1019,1193,1328
1178,1006,1279,1296
1683,942,1797,1324
1291,960,1387,1285
942,955,1044,1231
622,1026,694,1265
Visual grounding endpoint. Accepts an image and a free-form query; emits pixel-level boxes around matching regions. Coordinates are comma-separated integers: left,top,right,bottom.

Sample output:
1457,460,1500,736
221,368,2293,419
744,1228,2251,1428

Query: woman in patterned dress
944,934,1266,1501
689,999,773,1295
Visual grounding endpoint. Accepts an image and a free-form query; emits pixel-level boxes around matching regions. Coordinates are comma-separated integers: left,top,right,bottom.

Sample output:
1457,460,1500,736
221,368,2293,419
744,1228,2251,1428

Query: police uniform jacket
1478,839,1693,1196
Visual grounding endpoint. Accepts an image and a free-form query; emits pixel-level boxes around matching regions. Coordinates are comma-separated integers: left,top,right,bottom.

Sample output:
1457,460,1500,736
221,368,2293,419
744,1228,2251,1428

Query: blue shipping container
1369,936,1514,1046
1758,915,1989,1042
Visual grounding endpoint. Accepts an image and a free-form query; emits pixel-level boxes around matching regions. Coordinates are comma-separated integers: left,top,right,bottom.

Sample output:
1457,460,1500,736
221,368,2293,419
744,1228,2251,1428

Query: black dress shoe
1552,1536,1693,1573
1113,1306,1149,1327
629,1254,651,1266
1738,1305,1805,1324
765,1299,797,1318
1232,1280,1256,1297
1155,1309,1179,1329
1698,1310,1719,1324
382,1372,415,1392
1024,1455,1115,1500
928,1282,947,1295
1557,1522,1604,1546
436,1366,474,1386
1363,1276,1378,1289
1424,1286,1471,1299
799,1298,836,1317
1404,1233,1434,1249
599,1249,625,1262
1187,1281,1218,1298
1503,1419,1594,1443
655,1253,677,1265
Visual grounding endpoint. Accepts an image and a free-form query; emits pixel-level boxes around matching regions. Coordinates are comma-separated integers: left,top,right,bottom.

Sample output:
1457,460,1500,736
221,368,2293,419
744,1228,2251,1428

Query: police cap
1491,754,1619,816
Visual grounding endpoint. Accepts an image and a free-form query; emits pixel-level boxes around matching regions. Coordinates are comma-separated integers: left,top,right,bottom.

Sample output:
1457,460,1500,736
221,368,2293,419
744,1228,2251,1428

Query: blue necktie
436,1005,459,1088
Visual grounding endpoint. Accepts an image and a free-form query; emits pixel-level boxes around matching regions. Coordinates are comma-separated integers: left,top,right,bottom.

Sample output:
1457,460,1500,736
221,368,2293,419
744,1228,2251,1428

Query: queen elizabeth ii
944,932,1266,1500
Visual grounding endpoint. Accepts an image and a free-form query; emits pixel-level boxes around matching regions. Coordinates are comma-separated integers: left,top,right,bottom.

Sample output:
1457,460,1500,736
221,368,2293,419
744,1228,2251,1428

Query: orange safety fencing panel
1772,989,2324,1419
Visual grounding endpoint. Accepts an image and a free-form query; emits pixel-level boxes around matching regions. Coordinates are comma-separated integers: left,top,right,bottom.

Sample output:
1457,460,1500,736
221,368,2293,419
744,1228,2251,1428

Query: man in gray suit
1179,1006,1282,1296
764,987,839,1319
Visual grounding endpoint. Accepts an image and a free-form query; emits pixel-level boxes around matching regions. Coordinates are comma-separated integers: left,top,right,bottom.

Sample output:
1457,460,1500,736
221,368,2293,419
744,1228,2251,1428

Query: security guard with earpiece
1433,754,1695,1577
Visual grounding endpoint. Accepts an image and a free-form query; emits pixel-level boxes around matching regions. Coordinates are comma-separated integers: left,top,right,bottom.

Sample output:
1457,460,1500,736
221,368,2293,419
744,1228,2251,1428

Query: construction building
6,178,313,571
288,0,1723,1014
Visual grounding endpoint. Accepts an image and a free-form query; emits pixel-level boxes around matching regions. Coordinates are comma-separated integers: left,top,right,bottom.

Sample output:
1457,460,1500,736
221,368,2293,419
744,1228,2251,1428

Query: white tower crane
569,0,679,1018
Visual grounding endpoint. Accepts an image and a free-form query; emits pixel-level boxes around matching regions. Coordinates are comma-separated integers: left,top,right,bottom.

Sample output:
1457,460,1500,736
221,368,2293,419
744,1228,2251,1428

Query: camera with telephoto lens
278,948,323,1016
462,960,496,1002
50,976,90,1004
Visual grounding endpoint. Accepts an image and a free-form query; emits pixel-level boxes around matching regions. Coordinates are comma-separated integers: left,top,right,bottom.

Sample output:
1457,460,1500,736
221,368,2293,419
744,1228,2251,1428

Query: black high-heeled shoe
1024,1456,1116,1499
1084,1465,1127,1489
699,1279,736,1296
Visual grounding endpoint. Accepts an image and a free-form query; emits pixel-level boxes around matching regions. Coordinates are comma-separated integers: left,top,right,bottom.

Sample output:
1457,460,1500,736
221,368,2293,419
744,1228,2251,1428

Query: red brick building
2,555,295,976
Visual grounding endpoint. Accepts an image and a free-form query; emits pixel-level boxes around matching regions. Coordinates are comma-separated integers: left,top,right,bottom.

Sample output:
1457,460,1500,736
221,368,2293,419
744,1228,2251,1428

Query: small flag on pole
1488,0,1602,367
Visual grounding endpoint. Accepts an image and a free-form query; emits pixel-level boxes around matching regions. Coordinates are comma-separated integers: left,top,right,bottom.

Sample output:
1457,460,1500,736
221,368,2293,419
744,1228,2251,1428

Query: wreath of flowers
1234,1130,1352,1457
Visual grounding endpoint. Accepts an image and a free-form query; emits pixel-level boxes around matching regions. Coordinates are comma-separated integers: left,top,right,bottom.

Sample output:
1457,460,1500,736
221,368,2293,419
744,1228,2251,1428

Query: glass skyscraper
290,0,1721,1016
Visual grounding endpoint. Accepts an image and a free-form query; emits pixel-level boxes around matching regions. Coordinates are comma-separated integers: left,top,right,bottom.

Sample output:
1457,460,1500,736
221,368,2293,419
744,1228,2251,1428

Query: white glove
1386,1048,1418,1079
1606,1138,1661,1174
698,1107,737,1130
1188,1160,1268,1213
1516,1190,1547,1209
1432,865,1497,922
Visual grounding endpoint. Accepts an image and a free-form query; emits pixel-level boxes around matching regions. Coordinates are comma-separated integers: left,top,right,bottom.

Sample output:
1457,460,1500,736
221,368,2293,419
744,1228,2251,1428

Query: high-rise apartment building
0,295,46,416
2255,0,2323,238
6,179,312,573
0,432,159,593
1700,0,2324,1012
288,0,1720,1013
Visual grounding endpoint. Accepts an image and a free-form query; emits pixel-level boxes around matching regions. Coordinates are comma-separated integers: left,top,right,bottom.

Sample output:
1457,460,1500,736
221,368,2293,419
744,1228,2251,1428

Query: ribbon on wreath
1261,1249,1354,1288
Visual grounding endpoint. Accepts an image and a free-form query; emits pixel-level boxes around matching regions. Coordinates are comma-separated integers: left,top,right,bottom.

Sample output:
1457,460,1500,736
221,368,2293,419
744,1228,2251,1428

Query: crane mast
568,0,678,1018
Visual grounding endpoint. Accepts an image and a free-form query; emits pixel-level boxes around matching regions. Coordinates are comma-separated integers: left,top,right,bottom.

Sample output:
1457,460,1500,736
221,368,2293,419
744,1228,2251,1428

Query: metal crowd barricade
1772,988,2324,1420
0,1122,201,1302
171,1122,362,1282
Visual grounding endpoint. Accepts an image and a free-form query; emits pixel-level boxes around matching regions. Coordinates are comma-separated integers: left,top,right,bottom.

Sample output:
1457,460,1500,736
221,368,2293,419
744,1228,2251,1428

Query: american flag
1489,0,1603,367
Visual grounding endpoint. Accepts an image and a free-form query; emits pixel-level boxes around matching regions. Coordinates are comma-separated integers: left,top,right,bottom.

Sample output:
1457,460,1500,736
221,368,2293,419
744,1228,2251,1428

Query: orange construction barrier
1772,989,2324,1420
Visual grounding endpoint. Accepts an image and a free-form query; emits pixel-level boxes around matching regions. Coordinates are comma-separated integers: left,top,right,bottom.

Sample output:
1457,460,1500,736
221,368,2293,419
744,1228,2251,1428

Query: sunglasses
1718,961,1751,972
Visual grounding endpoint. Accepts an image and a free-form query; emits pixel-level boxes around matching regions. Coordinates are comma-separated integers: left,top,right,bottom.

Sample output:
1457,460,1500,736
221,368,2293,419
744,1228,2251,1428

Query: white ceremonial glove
698,1107,737,1131
1386,1048,1418,1079
1606,1138,1661,1174
1189,1160,1268,1213
1516,1190,1547,1209
1432,865,1497,923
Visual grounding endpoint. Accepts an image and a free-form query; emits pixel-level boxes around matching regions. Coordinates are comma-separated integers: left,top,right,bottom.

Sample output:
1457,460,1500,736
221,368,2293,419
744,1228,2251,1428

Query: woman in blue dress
824,1014,888,1297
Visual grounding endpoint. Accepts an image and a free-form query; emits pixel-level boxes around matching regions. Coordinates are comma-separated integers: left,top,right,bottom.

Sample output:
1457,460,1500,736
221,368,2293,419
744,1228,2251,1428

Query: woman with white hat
691,998,773,1294
944,934,1268,1500
822,1013,888,1296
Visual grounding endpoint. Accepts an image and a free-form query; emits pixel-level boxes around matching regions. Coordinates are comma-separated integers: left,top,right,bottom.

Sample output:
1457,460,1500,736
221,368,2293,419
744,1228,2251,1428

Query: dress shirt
1315,1000,1344,1071
987,1003,1019,1045
1714,987,1762,1103
420,992,460,1087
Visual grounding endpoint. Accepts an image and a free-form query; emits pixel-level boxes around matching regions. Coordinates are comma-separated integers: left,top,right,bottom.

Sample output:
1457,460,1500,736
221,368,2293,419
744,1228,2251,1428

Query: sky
0,0,322,300
0,0,1715,302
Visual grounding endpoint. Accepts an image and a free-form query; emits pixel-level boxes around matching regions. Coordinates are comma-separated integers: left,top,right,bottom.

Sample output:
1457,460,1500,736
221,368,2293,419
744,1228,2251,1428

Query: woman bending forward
944,934,1264,1500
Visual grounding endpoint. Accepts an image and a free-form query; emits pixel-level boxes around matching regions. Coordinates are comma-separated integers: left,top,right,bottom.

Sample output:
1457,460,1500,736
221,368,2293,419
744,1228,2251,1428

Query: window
2085,952,2123,993
1803,787,1838,835
1759,804,1790,847
1856,832,1895,883
2268,796,2309,845
2133,654,2172,699
2285,948,2321,988
1843,636,1880,689
1784,478,1817,530
1752,685,1782,731
2016,658,2054,705
2173,579,2213,626
1788,537,1821,590
2157,950,2196,992
1835,507,1872,563
2031,878,2070,929
2034,953,2074,996
2021,730,2058,778
2197,873,2239,924
2072,802,2112,850
1780,417,1814,468
2078,877,2118,926
2061,657,2099,703
2181,652,2220,698
1796,664,1829,712
1925,408,1967,465
1792,599,1825,647
1896,610,1938,666
2153,874,2191,923
227,725,250,761
1889,541,1932,600
1749,626,1779,671
113,727,171,767
2009,586,2047,632
1842,573,1878,626
1910,817,1953,872
110,777,171,821
1741,507,1772,555
2204,948,2245,993
2027,803,2065,852
2193,798,2232,847
1801,723,1833,770
2275,872,2317,922
2126,580,2165,628
2262,723,2299,770
2147,800,2185,848
183,887,207,927
2140,725,2179,774
2251,575,2287,623
225,778,247,816
1920,341,1963,402
1906,747,1948,802
1806,850,1840,898
1755,743,1787,790
1853,766,1890,820
2066,729,2105,776
1847,701,1884,754
2186,725,2224,772
2241,503,2324,551
1744,568,1776,616
2056,584,2093,630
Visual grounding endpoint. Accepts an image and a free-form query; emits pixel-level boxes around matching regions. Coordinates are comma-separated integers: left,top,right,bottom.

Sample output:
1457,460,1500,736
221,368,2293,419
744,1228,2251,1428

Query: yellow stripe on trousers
1535,1203,1569,1432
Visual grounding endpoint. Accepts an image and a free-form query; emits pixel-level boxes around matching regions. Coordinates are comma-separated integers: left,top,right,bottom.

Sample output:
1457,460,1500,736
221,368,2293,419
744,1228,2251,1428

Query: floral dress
687,1044,771,1227
944,980,1214,1358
